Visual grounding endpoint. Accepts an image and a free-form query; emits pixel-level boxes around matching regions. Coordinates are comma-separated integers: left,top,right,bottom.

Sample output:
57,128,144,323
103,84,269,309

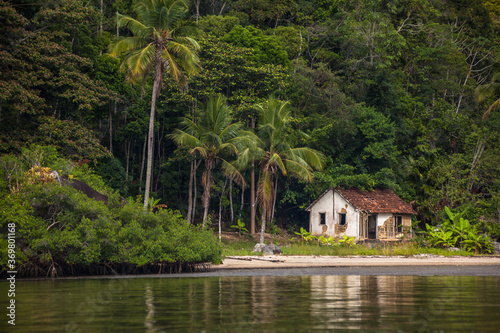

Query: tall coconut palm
170,94,257,224
476,62,500,120
109,0,200,209
254,97,324,245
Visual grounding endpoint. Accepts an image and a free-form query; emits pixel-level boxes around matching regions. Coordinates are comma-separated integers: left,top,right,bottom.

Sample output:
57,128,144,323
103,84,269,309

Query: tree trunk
139,134,147,193
125,139,131,179
187,159,201,223
250,118,256,234
100,0,103,33
218,177,228,242
143,52,162,209
202,167,212,224
239,186,244,219
229,178,234,223
271,174,278,225
187,160,194,223
194,0,200,22
193,162,198,222
259,207,266,244
109,104,113,154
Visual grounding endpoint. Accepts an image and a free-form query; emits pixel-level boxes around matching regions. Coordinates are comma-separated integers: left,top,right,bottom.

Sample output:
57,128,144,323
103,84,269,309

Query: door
368,214,377,239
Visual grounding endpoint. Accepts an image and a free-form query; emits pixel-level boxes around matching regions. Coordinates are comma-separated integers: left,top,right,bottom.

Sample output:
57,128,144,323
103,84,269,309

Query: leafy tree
170,94,256,224
253,97,324,244
476,62,500,120
227,0,298,28
222,25,289,67
109,0,201,209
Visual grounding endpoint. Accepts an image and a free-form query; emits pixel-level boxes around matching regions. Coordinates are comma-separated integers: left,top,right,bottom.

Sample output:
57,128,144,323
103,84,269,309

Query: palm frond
161,47,183,82
190,146,209,159
257,170,274,213
483,97,500,120
120,44,155,79
117,14,150,37
268,153,287,176
109,36,148,57
284,158,314,182
290,147,324,170
169,129,201,148
221,159,246,187
218,142,239,156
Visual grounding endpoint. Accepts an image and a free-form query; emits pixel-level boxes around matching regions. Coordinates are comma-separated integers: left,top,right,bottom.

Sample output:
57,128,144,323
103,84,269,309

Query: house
306,188,417,241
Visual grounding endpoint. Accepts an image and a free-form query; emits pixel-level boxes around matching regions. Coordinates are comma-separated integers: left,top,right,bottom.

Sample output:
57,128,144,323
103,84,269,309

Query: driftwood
225,256,285,263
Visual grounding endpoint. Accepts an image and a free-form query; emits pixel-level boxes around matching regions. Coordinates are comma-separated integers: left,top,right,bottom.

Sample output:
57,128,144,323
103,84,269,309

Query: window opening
339,213,346,226
319,212,326,225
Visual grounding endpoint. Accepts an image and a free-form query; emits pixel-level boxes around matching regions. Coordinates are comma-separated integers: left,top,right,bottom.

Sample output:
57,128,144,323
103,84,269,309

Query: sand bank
215,255,500,269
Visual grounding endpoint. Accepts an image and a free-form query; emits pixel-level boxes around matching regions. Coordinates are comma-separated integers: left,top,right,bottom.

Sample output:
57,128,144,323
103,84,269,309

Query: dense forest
1,0,499,249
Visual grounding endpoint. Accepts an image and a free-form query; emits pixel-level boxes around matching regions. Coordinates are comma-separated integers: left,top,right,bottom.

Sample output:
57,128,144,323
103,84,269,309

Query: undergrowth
221,237,476,257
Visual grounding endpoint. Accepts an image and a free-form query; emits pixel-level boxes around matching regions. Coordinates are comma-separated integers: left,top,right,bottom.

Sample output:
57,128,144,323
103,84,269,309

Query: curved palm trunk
187,160,194,223
143,51,162,209
251,161,256,234
259,207,266,244
202,167,212,225
250,118,256,234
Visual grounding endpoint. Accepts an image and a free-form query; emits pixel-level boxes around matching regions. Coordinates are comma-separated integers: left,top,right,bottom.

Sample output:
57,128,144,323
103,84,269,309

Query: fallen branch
225,256,285,263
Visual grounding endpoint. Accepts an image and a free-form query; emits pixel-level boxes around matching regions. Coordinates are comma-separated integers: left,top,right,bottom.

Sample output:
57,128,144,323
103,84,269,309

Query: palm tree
476,62,500,120
254,97,324,245
109,0,200,209
170,94,257,224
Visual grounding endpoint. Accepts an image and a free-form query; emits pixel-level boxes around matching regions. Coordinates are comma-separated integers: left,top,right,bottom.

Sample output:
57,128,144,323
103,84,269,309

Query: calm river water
1,269,500,332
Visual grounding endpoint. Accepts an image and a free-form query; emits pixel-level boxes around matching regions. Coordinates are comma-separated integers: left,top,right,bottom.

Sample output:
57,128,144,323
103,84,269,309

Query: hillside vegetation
1,0,500,274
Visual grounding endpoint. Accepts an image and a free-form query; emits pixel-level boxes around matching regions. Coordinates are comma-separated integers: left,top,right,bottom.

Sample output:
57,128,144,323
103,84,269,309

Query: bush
0,163,222,276
424,207,494,254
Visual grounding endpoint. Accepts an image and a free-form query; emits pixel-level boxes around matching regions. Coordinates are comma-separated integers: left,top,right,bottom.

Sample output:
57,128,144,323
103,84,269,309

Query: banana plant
338,235,356,247
425,223,457,248
318,235,336,246
295,227,316,244
462,230,494,254
230,219,249,237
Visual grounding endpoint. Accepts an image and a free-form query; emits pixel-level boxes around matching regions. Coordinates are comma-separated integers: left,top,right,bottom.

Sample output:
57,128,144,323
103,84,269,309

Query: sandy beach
216,255,500,269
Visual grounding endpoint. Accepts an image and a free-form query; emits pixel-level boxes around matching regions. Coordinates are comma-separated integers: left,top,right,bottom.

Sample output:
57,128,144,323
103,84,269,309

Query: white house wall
310,190,359,239
309,189,334,236
377,213,393,228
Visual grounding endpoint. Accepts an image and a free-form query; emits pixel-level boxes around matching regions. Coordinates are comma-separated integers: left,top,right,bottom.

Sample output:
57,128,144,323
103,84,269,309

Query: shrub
424,207,494,254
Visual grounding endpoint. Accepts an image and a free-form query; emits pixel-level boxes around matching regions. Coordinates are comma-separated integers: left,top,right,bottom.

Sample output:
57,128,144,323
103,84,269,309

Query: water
2,271,500,332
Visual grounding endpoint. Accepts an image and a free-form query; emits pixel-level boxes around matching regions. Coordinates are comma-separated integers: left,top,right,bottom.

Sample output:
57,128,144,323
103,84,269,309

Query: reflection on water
1,275,499,332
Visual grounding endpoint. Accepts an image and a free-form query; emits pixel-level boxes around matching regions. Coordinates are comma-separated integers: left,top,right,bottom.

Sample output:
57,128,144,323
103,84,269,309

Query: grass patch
221,236,261,256
221,237,477,257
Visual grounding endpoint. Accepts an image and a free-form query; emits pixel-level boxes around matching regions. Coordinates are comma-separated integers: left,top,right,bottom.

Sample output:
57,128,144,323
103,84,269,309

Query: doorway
368,214,377,239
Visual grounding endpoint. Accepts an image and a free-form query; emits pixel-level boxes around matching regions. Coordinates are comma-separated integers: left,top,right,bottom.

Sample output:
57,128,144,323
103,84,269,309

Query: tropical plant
475,62,500,120
109,0,201,209
338,235,356,247
318,235,336,246
294,227,316,244
461,231,494,254
230,218,248,237
445,206,470,245
425,224,458,249
424,206,495,253
170,94,257,224
254,97,324,244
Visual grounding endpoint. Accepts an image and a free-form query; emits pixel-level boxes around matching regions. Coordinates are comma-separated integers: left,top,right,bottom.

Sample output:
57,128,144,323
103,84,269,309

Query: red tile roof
336,188,417,214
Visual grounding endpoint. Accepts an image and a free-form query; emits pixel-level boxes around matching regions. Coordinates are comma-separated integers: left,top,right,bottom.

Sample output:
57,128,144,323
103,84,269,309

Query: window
395,216,403,233
319,213,326,225
339,213,346,226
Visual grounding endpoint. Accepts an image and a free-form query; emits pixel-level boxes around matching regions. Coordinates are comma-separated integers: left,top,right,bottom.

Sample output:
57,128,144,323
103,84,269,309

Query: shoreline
213,254,500,269
8,255,500,280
